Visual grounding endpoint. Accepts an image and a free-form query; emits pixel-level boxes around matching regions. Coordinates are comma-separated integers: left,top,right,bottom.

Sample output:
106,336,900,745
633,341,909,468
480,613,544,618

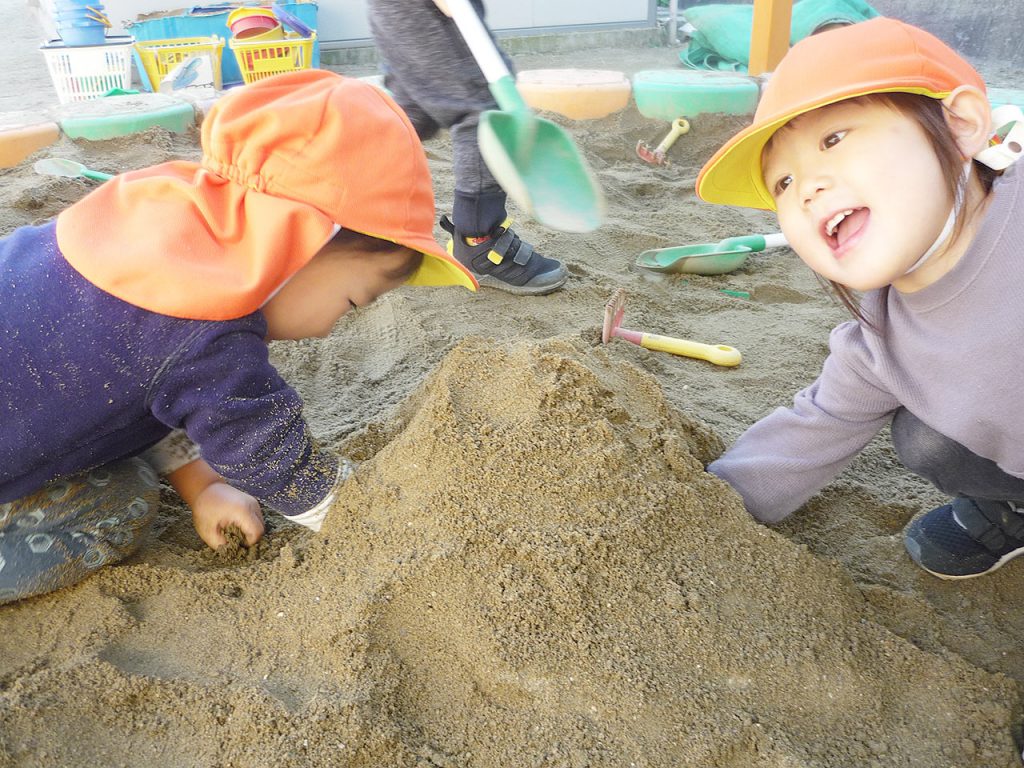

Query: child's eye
821,130,847,149
773,175,793,196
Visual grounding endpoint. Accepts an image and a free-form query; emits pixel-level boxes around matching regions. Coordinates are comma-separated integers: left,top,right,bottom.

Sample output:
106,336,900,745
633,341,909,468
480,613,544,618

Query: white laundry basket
40,37,134,104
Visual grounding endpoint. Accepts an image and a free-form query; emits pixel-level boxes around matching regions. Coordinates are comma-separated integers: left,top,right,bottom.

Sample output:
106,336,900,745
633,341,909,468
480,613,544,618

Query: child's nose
800,174,832,208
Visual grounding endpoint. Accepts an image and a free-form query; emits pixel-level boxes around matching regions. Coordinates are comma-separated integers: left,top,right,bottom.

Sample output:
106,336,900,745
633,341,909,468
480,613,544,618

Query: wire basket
134,36,225,91
40,38,134,104
228,32,316,85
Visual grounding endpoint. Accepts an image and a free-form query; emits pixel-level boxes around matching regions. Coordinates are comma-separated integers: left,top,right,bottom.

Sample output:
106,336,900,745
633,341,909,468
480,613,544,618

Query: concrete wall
676,0,1024,68
296,0,655,48
869,0,1024,67
52,0,656,45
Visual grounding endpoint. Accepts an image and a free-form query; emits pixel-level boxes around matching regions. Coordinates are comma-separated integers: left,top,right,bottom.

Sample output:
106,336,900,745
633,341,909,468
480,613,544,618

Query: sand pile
2,338,1017,767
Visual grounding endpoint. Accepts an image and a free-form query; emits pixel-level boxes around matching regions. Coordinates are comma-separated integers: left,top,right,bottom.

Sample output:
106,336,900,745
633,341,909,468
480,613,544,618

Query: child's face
762,99,954,292
262,242,415,341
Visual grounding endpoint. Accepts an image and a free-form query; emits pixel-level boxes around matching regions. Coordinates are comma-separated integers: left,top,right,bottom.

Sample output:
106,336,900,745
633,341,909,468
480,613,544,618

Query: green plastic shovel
33,157,113,182
446,0,604,233
636,233,789,276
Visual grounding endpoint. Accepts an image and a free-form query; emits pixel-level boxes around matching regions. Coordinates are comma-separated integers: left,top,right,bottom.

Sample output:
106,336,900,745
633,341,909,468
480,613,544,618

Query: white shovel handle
445,0,511,84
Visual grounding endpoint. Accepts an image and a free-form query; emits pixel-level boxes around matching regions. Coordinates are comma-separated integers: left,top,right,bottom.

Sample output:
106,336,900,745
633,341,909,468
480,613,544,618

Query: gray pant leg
368,0,510,234
0,457,160,604
891,407,1024,501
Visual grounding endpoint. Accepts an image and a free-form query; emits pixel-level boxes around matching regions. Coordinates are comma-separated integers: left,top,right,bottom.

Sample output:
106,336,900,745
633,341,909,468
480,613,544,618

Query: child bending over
696,18,1024,579
0,70,477,603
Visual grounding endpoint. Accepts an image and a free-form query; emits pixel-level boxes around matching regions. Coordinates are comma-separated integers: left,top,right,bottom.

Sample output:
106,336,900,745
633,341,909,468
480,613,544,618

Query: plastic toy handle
653,117,690,153
640,333,742,367
446,0,530,117
716,233,788,253
446,0,511,85
271,3,314,37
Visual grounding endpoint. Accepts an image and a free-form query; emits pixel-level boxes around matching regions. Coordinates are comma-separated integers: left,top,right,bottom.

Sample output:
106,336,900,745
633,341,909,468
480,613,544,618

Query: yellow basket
134,36,225,91
229,32,316,85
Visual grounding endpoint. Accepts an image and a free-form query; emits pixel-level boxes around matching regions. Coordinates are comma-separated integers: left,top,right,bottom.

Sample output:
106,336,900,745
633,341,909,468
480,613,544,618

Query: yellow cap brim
697,85,954,212
353,228,478,291
408,250,478,290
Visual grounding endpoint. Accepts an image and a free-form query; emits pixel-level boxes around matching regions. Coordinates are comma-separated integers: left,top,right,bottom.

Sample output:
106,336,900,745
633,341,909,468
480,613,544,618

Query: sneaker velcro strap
952,497,1007,551
491,228,517,262
1001,502,1024,538
510,238,534,266
974,497,1024,539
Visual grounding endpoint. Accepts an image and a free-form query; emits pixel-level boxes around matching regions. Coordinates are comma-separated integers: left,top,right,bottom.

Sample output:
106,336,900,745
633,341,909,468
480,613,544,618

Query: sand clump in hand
2,338,1017,767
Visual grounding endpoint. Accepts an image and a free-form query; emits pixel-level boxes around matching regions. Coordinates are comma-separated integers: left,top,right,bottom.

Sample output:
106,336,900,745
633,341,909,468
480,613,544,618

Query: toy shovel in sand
636,117,690,165
602,288,741,367
446,0,604,233
33,157,113,182
636,233,789,276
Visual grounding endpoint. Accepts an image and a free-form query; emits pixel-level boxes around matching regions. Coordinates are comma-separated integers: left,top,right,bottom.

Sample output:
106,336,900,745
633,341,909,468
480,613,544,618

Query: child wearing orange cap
696,18,1024,579
0,70,476,604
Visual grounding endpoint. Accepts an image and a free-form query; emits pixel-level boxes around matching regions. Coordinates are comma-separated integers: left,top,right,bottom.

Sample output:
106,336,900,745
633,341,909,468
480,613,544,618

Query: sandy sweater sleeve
146,319,339,517
708,321,900,522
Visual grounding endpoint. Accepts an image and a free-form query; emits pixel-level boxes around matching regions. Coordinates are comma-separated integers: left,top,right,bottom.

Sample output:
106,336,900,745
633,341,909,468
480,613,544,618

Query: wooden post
748,0,792,75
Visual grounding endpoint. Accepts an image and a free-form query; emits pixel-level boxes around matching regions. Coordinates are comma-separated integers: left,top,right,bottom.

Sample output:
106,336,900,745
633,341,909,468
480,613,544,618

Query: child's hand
191,482,265,549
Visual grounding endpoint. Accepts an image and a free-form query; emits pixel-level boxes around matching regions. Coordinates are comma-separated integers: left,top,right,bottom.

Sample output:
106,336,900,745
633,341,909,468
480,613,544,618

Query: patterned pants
0,457,160,604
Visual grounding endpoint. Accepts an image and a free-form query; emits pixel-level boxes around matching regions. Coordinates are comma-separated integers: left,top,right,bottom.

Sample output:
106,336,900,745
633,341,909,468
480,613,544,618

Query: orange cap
57,70,476,321
696,18,986,211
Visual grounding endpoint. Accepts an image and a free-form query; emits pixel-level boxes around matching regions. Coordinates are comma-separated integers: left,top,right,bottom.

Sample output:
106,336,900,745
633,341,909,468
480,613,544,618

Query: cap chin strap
903,161,971,276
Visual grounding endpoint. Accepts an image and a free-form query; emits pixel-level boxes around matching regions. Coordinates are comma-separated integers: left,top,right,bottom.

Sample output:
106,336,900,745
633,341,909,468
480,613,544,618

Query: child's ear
941,86,993,159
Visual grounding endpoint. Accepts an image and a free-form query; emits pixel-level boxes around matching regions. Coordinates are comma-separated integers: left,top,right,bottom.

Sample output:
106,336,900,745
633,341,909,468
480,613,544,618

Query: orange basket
228,32,316,84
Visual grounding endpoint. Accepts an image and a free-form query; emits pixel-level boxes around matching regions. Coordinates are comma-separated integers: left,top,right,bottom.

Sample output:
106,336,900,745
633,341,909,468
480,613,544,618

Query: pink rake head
601,288,643,346
601,288,626,343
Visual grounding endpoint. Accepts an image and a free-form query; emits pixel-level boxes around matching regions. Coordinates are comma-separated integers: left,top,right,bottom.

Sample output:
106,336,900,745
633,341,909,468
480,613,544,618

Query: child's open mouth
823,207,869,253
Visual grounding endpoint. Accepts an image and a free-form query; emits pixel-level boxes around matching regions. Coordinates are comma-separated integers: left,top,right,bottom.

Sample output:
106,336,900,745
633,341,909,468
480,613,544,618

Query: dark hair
779,93,1000,327
328,227,424,280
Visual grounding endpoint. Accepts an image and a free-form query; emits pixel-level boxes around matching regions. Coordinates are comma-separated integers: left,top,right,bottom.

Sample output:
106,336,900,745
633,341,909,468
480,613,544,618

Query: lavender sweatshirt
0,222,337,515
709,165,1024,522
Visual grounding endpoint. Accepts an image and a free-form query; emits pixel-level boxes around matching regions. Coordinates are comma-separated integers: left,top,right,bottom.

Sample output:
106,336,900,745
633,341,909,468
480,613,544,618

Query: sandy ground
0,16,1022,768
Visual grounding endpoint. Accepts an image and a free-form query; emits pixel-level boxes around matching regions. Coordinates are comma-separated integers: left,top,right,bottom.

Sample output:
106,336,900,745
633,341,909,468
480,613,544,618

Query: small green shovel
636,233,789,276
33,157,113,182
446,0,604,233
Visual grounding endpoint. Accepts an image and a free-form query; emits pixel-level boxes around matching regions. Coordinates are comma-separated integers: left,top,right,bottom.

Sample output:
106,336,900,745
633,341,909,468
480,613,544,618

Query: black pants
367,0,512,235
891,408,1024,502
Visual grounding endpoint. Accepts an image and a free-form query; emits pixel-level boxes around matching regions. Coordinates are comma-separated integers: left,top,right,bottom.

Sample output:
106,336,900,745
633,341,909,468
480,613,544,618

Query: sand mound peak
335,337,725,528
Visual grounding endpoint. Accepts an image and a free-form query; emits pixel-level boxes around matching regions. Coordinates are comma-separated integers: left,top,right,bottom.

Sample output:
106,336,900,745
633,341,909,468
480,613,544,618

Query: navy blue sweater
0,222,337,515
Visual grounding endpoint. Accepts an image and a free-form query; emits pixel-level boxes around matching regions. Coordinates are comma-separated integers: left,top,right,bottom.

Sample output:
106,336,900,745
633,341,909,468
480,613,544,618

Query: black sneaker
903,496,1024,579
441,215,568,296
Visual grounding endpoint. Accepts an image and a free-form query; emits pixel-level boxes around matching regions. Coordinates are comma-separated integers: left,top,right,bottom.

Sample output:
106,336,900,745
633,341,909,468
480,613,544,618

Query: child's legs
891,407,1024,500
0,457,160,604
367,0,509,233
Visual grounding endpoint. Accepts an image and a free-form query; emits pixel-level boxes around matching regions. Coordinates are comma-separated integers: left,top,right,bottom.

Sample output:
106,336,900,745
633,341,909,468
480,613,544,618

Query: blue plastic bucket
55,8,106,20
58,20,107,46
53,0,94,10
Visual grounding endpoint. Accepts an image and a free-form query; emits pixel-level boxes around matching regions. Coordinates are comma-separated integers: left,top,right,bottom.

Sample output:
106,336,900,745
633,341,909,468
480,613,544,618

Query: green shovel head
635,243,751,275
478,109,604,233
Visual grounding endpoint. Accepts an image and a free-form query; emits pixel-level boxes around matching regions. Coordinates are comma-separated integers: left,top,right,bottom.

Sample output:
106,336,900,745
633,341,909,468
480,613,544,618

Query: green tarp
680,0,879,71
